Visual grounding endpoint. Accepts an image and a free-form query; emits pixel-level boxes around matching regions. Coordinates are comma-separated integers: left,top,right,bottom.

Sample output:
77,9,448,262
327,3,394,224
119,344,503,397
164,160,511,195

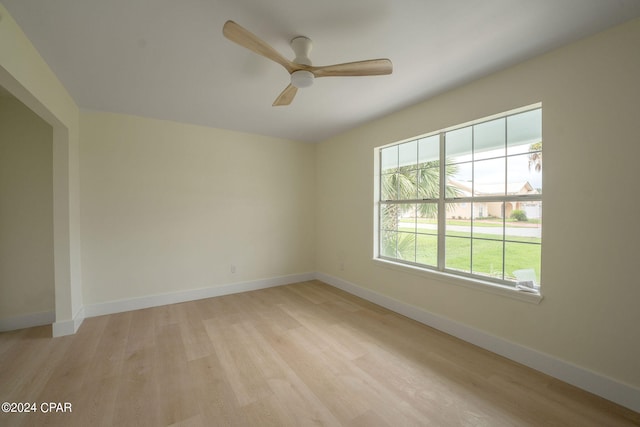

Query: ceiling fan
222,20,393,106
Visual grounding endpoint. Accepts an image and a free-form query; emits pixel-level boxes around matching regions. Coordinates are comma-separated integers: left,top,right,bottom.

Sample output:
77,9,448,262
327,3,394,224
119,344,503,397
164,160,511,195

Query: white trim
52,320,74,337
373,258,543,304
84,272,315,318
315,271,640,413
0,310,55,332
52,306,85,337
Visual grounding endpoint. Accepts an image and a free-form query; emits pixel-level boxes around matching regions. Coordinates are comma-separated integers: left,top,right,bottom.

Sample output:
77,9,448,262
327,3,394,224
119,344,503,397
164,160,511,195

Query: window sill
372,258,543,304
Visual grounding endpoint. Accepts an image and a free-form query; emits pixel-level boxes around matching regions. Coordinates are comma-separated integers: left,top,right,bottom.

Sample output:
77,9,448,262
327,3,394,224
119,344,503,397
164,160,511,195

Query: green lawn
391,229,541,283
410,218,541,228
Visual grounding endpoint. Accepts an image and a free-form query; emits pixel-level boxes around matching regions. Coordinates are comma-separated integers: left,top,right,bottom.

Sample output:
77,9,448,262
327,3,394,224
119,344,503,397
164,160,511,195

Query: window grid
378,107,542,287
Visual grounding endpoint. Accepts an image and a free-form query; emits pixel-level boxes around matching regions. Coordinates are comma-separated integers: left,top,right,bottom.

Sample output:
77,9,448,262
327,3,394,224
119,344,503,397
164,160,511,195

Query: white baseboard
0,310,55,332
315,272,640,414
84,272,316,318
52,306,85,337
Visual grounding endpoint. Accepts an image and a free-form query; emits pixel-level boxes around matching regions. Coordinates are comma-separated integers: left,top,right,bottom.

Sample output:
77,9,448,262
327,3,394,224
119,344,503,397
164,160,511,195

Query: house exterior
446,180,540,220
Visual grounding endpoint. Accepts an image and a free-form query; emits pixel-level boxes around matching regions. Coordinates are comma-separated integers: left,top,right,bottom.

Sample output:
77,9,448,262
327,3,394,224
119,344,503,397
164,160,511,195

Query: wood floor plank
64,312,132,427
187,353,247,426
1,281,638,427
153,322,201,425
241,321,342,426
112,345,161,426
0,327,65,401
177,302,214,362
348,409,391,427
203,317,274,407
242,393,295,427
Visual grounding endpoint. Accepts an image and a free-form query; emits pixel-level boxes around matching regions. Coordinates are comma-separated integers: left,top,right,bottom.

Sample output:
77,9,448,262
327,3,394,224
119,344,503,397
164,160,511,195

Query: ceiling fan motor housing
290,36,314,88
290,36,312,65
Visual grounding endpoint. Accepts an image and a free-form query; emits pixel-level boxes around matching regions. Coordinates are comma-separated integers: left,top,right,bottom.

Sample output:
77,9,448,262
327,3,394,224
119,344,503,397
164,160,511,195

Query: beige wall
316,18,640,387
80,111,315,304
0,96,54,319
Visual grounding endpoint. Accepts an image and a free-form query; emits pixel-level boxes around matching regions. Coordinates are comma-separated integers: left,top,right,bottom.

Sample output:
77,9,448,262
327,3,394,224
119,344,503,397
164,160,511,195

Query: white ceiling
3,0,640,142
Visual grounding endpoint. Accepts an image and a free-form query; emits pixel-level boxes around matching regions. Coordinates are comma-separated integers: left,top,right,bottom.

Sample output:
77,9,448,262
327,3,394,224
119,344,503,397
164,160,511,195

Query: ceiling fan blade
223,20,296,73
273,84,298,106
309,59,393,77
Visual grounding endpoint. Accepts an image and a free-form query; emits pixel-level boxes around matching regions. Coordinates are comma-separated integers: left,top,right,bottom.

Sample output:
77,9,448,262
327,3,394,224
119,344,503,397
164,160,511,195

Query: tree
528,141,542,172
381,160,461,258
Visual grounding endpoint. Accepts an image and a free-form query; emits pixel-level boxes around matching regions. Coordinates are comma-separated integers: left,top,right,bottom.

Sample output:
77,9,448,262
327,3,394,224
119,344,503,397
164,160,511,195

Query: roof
449,180,537,196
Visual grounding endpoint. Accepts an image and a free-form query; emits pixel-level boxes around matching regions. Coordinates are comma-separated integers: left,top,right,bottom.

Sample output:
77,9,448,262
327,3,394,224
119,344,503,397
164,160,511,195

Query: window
377,106,542,290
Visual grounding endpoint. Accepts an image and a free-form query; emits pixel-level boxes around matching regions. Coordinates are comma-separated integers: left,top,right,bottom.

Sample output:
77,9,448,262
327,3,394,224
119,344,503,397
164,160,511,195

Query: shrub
510,210,528,221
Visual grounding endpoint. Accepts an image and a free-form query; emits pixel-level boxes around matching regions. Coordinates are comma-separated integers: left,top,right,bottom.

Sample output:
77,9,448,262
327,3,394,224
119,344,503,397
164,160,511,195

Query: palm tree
381,160,460,259
528,141,542,172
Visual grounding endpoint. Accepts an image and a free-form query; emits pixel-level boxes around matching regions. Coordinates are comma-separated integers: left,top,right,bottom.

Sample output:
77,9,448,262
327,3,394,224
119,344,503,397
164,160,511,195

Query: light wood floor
1,280,638,426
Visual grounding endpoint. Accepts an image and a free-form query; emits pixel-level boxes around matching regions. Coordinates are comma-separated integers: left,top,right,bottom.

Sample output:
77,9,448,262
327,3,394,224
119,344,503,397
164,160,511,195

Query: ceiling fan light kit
290,70,314,88
222,20,392,106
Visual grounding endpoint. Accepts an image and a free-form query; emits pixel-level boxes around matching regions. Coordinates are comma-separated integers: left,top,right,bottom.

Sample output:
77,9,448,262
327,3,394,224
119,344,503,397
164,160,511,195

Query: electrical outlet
230,264,236,274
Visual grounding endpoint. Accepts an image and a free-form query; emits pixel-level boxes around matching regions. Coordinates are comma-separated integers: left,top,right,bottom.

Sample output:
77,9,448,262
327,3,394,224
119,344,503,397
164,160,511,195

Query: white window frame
373,104,543,303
